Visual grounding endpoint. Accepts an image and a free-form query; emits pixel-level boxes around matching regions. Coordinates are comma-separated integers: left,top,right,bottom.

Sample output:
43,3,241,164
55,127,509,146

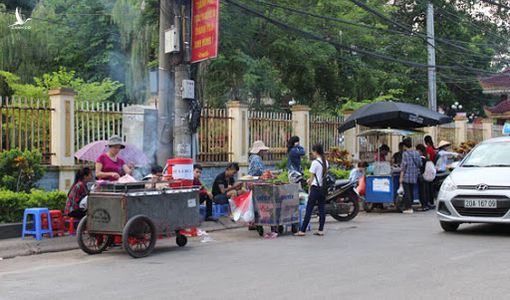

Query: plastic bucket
166,158,194,187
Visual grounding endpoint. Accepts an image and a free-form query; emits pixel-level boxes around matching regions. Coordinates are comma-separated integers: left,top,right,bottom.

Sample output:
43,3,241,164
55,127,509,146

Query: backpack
314,160,334,196
423,161,437,182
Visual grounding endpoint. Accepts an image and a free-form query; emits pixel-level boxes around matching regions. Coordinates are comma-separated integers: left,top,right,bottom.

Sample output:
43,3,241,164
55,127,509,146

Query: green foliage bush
0,189,67,223
0,149,45,192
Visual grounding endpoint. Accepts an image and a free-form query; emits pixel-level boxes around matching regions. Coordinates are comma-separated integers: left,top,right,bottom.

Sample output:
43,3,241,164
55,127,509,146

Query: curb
0,221,246,260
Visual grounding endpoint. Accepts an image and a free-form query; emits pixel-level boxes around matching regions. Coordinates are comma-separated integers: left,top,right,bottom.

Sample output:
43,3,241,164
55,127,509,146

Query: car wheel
440,221,460,232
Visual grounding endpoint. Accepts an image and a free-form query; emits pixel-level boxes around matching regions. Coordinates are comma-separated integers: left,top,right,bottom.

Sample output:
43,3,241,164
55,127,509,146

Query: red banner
191,0,219,63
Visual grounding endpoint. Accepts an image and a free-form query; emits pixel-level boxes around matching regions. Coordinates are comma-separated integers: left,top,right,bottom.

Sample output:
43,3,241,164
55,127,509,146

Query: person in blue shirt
287,136,306,172
349,161,368,187
248,140,269,176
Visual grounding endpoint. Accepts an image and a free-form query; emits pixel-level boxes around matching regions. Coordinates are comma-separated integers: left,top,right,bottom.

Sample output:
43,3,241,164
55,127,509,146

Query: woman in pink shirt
95,136,132,181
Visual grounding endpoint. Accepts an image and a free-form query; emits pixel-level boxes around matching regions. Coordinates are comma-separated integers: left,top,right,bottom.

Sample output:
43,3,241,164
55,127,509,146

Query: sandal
294,231,306,237
313,231,325,236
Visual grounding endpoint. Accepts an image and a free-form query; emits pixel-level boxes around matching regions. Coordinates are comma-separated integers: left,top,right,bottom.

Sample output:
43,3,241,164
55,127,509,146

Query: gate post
291,105,310,155
342,110,358,161
482,118,493,141
227,101,249,165
454,115,468,145
48,88,75,191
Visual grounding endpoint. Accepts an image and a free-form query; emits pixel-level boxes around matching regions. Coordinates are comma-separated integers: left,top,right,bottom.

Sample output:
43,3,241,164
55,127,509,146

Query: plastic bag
79,195,88,210
397,184,404,195
229,191,254,223
356,176,366,196
118,174,137,183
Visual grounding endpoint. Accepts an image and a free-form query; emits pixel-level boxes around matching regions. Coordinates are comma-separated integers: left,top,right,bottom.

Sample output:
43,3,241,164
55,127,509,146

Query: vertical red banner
191,0,220,63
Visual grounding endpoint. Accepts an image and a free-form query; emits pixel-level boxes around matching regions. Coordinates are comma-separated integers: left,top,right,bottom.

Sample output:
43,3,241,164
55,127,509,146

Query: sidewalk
0,218,244,260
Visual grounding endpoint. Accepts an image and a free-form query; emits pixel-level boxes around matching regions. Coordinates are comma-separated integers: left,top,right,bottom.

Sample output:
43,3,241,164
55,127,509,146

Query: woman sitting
95,136,132,181
64,167,94,219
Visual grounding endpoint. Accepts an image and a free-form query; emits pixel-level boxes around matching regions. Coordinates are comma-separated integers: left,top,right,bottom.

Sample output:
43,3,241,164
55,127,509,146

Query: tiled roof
484,100,510,114
480,69,510,87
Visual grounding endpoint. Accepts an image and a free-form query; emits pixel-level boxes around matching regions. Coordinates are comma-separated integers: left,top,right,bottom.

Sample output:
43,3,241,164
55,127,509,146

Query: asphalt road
2,211,510,300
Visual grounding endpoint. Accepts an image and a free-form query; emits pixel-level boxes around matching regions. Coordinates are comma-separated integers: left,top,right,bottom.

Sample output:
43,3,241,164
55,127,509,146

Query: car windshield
462,142,510,167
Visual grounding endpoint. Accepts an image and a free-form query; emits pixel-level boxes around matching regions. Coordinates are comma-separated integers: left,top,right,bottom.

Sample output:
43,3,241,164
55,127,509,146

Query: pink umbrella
74,141,150,166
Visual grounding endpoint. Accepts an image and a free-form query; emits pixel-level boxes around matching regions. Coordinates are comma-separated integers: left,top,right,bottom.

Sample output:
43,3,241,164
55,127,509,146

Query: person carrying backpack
295,144,329,237
416,144,436,210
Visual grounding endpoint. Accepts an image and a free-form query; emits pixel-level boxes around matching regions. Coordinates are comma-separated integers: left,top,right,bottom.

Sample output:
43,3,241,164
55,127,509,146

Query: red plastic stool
64,216,81,235
41,210,65,236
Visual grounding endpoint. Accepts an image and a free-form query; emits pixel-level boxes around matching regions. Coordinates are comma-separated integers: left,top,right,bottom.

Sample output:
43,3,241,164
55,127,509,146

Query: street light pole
427,2,437,112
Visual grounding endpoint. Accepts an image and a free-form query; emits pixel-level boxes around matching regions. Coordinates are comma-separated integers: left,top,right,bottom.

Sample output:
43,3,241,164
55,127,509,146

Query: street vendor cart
338,101,453,212
358,129,421,212
251,182,301,236
77,182,200,258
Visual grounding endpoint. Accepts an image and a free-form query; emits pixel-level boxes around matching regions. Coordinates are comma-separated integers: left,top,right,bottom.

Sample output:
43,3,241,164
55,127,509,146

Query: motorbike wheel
330,192,360,222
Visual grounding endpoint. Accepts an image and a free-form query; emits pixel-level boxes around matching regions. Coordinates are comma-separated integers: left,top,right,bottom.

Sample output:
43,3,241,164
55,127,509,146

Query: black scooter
290,171,360,223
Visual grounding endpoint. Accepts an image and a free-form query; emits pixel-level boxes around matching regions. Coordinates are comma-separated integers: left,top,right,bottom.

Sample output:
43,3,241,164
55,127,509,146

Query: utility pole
157,0,193,166
426,2,437,111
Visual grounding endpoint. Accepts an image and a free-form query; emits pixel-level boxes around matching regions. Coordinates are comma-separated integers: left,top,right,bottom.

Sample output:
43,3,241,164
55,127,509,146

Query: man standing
399,138,422,214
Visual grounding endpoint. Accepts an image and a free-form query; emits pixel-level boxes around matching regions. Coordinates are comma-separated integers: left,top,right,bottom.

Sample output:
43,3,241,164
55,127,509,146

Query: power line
478,0,510,10
223,0,448,69
251,0,508,73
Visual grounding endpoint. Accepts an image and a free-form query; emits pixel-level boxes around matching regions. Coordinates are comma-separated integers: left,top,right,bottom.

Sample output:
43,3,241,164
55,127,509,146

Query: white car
436,136,510,232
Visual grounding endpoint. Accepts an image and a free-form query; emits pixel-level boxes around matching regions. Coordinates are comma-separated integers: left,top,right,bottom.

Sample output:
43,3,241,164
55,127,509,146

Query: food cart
77,182,200,258
359,129,421,212
250,182,301,236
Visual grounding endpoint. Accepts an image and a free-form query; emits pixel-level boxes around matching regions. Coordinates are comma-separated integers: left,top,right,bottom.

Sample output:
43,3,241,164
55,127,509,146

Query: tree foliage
0,0,508,114
0,68,123,102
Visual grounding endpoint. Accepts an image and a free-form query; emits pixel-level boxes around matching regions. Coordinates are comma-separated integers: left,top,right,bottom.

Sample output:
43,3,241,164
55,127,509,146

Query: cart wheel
77,216,111,255
277,225,285,234
363,201,374,213
122,215,156,258
176,235,188,247
257,226,264,237
291,224,299,234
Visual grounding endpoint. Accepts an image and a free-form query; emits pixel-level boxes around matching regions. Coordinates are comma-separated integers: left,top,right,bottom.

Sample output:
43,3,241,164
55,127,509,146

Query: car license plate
464,199,497,208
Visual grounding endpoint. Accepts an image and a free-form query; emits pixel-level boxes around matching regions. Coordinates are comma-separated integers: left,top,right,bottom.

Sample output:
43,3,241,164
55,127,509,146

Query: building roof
480,69,510,94
485,100,510,114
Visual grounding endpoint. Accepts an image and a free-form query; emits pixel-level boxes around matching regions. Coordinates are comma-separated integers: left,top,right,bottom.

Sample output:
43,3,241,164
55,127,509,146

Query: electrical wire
249,0,509,73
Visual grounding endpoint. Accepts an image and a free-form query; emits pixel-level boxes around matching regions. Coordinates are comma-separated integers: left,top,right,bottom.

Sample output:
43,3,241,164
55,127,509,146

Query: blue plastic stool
212,204,230,218
199,205,206,221
22,208,53,240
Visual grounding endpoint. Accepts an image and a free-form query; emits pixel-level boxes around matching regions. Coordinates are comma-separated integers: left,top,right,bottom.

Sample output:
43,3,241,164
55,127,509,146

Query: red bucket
165,158,194,187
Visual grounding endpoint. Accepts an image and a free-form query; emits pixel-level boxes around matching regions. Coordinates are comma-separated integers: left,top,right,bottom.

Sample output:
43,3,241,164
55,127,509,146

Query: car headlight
440,176,457,192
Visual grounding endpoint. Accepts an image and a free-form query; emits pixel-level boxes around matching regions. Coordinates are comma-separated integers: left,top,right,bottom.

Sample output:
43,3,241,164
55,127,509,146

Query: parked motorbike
289,171,360,223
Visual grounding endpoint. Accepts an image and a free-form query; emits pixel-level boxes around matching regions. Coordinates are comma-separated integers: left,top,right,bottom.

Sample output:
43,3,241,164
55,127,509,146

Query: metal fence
197,108,231,163
492,125,504,138
74,101,125,151
438,123,456,143
310,115,344,153
467,123,484,143
249,110,292,162
0,97,53,163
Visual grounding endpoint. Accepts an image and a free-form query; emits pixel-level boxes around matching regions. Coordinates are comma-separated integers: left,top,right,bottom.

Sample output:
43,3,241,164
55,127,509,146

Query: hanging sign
191,0,219,63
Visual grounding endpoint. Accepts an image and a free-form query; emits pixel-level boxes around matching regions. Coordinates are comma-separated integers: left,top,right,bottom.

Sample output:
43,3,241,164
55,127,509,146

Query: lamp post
450,101,464,117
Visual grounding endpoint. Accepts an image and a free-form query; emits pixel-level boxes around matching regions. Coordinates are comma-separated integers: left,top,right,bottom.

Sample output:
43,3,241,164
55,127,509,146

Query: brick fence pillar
48,88,75,191
291,105,311,154
227,101,249,165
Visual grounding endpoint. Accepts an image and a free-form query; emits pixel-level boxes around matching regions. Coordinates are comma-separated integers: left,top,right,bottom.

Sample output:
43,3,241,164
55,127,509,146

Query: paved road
2,211,510,300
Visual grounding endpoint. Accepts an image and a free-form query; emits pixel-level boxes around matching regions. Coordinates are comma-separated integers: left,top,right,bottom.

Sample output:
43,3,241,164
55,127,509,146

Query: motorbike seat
335,179,351,188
